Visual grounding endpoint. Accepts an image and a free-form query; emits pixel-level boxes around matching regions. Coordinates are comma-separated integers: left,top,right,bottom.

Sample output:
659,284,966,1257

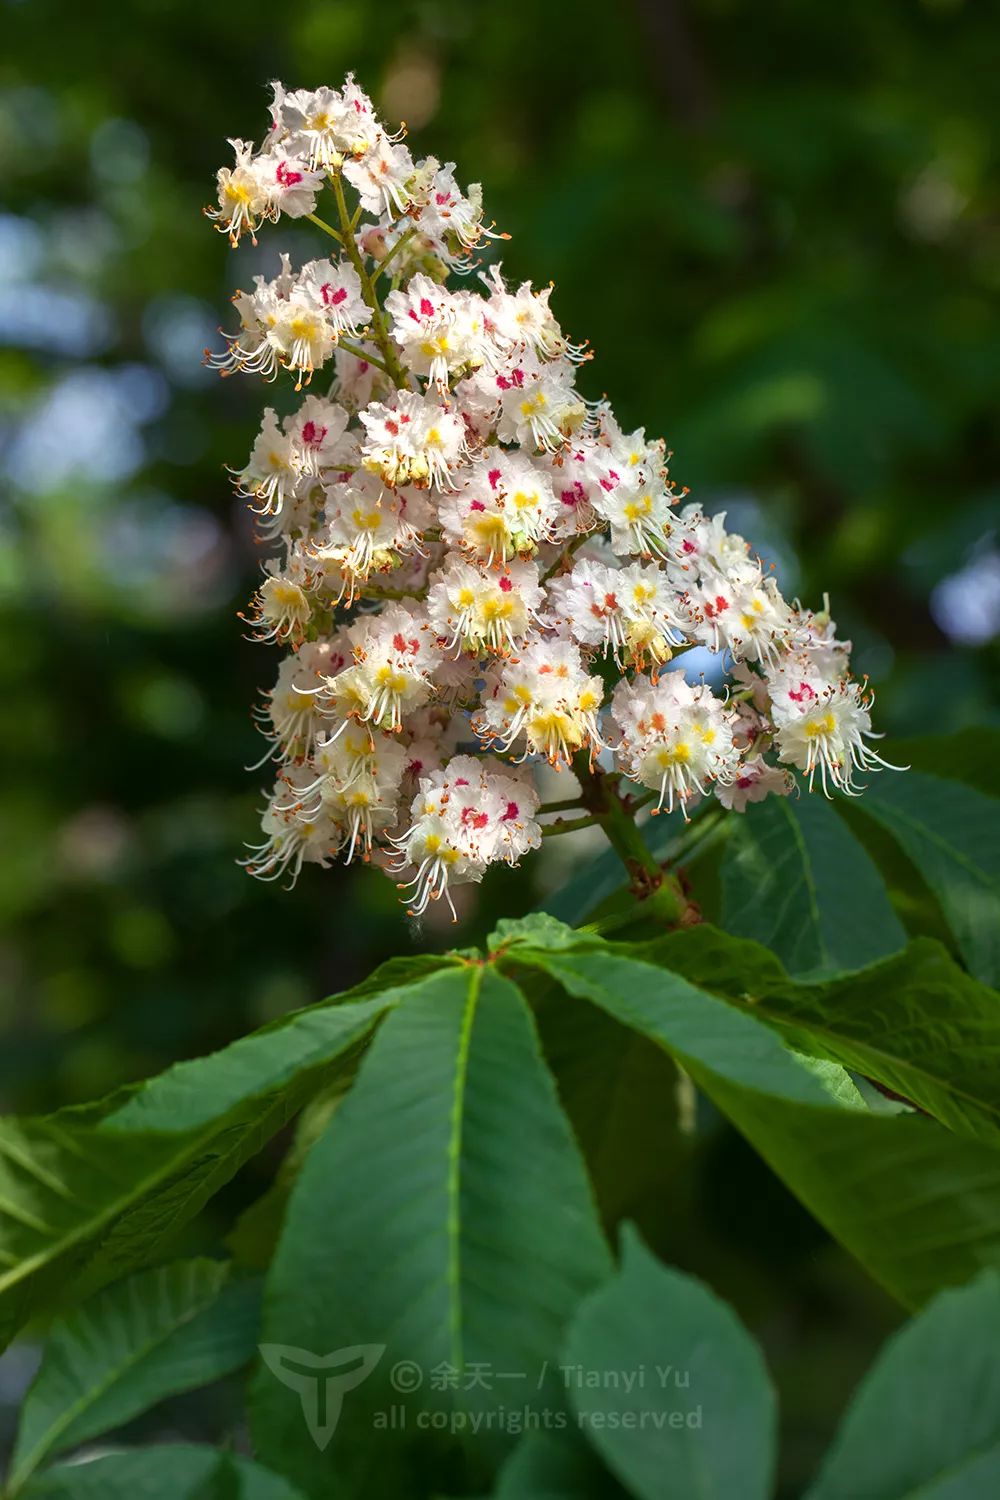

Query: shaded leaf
492,1429,623,1498
857,771,1000,985
642,926,1000,1146
565,1227,776,1500
0,960,453,1348
504,935,1000,1307
533,985,685,1236
721,794,905,976
807,1273,1000,1499
9,1260,259,1494
20,1446,306,1500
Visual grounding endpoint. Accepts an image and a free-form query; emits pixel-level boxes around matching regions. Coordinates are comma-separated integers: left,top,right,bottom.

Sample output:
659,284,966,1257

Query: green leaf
807,1273,1000,1499
565,1227,776,1500
884,728,1000,800
227,1088,344,1272
643,926,1000,1146
0,960,453,1350
252,965,611,1498
533,983,685,1236
490,913,603,952
856,771,1000,986
19,1446,306,1500
492,1429,623,1498
504,936,1000,1308
8,1259,259,1493
721,794,906,976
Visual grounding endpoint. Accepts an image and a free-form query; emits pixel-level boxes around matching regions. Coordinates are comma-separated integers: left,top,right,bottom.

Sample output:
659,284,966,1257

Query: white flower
257,148,325,219
390,756,540,918
298,259,368,338
207,139,270,246
234,408,300,516
484,267,582,362
295,724,406,862
476,637,604,765
427,559,542,654
267,297,335,385
317,473,423,594
255,639,349,764
768,661,898,796
690,570,793,665
439,453,560,562
322,603,439,732
283,395,353,477
359,390,469,489
715,759,795,812
419,164,493,264
385,275,487,388
549,557,687,669
495,358,587,452
247,556,313,644
593,470,677,560
343,134,415,215
274,85,349,168
612,671,741,818
241,766,342,883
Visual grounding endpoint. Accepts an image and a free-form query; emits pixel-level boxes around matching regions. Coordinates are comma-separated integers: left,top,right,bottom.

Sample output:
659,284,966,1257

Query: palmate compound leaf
7,1260,260,1495
251,964,612,1500
498,921,1000,1308
18,1445,306,1500
806,1272,1000,1499
720,791,906,977
564,1227,776,1500
0,955,453,1350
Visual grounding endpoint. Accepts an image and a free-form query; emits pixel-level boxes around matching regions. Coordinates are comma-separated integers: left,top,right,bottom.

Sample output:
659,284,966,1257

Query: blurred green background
1,0,997,1489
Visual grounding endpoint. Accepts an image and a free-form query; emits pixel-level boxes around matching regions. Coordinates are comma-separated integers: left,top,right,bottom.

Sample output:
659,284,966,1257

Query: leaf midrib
446,967,482,1380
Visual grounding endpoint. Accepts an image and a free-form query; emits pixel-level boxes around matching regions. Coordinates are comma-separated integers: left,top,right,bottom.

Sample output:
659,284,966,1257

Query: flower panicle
207,76,901,918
